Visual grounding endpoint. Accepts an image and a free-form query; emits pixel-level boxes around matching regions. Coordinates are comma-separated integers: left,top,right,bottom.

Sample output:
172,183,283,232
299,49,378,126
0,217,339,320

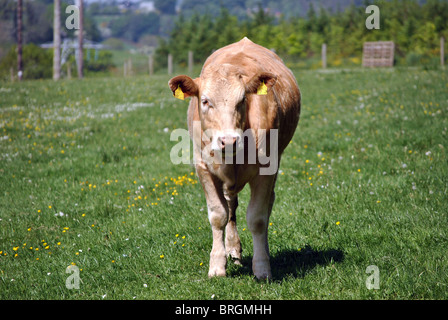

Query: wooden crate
362,41,395,67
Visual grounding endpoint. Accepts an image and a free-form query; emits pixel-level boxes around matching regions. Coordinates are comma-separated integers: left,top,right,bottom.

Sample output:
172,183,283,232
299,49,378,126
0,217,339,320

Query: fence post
322,43,327,69
149,55,154,76
128,59,132,76
168,54,173,75
188,51,193,74
441,37,445,68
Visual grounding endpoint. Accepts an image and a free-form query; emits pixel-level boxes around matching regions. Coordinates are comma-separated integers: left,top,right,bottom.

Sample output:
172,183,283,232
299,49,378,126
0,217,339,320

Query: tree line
155,0,448,69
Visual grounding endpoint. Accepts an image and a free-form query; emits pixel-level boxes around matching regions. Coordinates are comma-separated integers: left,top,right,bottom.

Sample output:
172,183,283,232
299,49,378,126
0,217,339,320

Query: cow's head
169,64,277,157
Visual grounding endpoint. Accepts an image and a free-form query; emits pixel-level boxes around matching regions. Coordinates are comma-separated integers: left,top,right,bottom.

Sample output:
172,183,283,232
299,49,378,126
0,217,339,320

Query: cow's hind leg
225,196,242,265
247,174,277,280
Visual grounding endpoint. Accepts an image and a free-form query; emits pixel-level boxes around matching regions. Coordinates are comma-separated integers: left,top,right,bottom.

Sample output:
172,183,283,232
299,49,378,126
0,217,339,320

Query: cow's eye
201,98,212,112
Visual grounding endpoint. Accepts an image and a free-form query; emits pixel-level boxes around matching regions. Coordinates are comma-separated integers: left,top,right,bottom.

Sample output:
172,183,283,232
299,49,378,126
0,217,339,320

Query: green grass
0,67,447,300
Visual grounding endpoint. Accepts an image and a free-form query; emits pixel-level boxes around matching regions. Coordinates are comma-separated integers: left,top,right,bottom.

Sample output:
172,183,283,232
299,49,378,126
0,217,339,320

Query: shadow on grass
229,245,344,281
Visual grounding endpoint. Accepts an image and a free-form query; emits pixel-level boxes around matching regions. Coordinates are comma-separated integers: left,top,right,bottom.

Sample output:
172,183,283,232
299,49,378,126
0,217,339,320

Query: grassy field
0,66,447,300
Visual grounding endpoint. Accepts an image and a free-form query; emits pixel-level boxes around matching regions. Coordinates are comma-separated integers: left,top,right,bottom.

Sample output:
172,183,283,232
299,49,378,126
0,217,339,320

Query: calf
168,37,301,279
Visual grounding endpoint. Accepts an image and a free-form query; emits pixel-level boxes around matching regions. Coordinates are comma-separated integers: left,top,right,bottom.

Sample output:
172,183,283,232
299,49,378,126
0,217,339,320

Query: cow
168,37,301,280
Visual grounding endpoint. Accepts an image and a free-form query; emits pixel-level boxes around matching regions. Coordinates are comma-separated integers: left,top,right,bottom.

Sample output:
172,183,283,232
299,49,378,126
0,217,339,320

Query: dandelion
160,254,165,259
336,221,340,225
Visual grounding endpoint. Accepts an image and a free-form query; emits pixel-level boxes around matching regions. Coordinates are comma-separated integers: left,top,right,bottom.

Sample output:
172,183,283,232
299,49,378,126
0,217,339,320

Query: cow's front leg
225,196,242,265
197,165,228,277
247,174,277,280
208,203,228,277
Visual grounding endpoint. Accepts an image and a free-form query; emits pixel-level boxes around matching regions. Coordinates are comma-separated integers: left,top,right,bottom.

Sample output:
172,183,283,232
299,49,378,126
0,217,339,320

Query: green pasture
0,66,447,299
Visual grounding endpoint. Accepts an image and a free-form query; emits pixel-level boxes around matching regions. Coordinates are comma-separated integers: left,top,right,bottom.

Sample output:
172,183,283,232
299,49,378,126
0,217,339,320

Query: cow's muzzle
211,131,242,157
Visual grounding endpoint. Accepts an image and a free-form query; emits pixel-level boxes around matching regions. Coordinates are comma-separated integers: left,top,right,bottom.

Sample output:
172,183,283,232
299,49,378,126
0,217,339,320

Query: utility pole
53,0,61,80
77,0,84,79
17,0,23,81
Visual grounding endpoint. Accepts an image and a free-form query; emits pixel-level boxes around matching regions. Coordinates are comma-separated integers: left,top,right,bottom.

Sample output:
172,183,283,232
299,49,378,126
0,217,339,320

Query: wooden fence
362,41,395,67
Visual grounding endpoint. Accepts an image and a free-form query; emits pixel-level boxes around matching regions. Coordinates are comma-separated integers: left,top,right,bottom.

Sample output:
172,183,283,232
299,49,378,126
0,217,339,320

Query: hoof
208,268,226,278
253,259,272,280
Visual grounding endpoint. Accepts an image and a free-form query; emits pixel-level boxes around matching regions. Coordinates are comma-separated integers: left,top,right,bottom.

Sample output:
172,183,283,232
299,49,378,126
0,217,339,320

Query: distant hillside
178,0,368,18
85,0,375,18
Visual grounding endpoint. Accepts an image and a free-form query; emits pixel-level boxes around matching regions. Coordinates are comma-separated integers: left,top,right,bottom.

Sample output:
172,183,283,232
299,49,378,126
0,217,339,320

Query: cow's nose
218,136,239,149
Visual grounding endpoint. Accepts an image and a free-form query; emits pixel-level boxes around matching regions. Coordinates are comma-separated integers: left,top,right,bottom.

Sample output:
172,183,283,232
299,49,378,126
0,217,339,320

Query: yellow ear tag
257,81,268,95
174,85,185,100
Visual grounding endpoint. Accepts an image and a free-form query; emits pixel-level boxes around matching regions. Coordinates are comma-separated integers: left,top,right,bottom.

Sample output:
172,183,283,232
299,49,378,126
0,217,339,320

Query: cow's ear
168,75,199,100
245,72,277,95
